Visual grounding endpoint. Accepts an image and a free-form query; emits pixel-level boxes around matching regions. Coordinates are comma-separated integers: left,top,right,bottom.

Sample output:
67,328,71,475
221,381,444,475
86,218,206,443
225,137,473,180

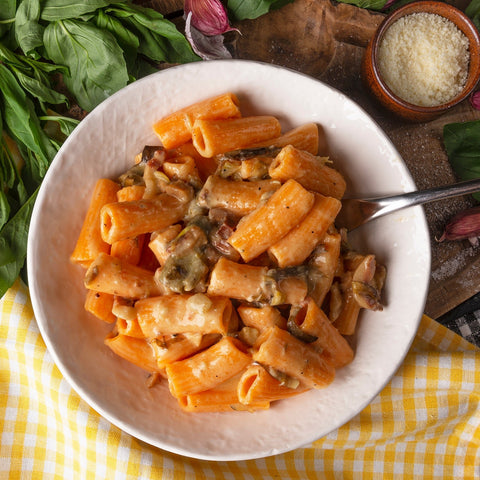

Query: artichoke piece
216,145,281,161
156,222,211,293
156,250,209,293
216,159,242,178
118,163,145,187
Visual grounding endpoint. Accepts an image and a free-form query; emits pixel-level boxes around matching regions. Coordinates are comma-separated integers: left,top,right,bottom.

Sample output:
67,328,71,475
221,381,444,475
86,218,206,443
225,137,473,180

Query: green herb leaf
21,55,69,75
95,9,139,70
0,131,28,207
131,56,160,79
12,66,68,107
107,4,199,63
0,237,16,266
466,0,480,30
0,0,16,40
0,189,37,297
333,0,388,10
227,0,294,20
15,0,45,57
40,115,80,137
0,63,55,183
443,120,480,201
0,41,25,68
43,19,129,112
0,190,11,230
40,0,127,21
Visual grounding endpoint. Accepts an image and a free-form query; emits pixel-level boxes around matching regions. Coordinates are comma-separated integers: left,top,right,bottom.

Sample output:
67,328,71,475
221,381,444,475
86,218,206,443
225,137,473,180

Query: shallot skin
437,206,480,246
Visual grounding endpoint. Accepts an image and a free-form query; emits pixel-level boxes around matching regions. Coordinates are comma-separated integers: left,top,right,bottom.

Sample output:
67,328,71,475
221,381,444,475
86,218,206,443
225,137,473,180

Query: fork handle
374,177,480,217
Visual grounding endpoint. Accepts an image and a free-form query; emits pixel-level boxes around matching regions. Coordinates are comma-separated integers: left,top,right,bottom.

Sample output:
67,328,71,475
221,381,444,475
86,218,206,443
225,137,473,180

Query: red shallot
437,206,480,246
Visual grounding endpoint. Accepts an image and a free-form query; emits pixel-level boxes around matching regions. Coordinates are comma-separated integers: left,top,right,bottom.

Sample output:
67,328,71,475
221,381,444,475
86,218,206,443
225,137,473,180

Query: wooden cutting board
148,0,480,318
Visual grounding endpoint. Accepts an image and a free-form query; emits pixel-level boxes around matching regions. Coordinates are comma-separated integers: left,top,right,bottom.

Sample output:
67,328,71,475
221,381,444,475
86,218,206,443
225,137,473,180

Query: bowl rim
369,0,480,113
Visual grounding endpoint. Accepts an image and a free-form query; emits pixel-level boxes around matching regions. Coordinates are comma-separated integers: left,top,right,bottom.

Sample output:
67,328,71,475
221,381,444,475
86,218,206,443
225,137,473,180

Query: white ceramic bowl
27,60,431,461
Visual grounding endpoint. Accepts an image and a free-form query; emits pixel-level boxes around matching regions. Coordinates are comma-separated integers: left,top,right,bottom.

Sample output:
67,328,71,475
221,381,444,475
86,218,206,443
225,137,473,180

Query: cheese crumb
377,12,469,107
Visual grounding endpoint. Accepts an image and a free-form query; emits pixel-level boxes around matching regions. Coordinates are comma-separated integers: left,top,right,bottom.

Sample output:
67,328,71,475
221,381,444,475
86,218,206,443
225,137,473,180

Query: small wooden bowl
362,1,480,122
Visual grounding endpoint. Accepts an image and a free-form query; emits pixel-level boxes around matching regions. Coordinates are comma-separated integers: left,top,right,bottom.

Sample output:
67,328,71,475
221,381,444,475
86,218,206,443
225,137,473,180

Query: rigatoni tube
237,364,308,405
269,145,346,199
153,92,241,149
290,297,354,368
70,178,120,268
166,336,252,396
207,257,268,302
135,293,232,336
192,116,281,158
228,179,314,262
253,326,335,389
84,252,165,299
268,193,341,268
100,193,187,244
197,176,280,216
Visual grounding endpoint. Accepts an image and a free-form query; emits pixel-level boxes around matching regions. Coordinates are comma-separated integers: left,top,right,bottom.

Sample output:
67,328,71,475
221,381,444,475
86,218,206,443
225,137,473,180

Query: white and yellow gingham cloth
1,279,479,479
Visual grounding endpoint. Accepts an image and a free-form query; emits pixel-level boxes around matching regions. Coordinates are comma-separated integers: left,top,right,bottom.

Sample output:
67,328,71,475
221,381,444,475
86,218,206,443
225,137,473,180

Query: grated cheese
377,12,469,107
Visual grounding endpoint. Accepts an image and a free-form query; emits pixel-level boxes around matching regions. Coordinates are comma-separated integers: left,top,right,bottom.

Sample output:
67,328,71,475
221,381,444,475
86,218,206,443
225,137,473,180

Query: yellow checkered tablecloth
1,279,479,479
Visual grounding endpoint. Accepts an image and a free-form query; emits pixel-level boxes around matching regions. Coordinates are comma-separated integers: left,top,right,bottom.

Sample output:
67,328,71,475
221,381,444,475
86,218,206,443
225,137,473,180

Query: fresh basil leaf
0,241,16,272
0,190,10,230
333,0,387,10
40,115,79,137
95,9,139,69
0,189,37,297
0,0,16,22
12,66,68,107
21,146,57,194
108,4,199,63
0,63,55,180
0,0,16,39
22,55,69,75
40,0,126,21
43,19,129,112
15,0,45,57
0,237,15,266
0,41,25,68
466,0,480,30
227,0,295,20
0,143,15,192
131,56,160,79
443,120,480,201
0,132,28,205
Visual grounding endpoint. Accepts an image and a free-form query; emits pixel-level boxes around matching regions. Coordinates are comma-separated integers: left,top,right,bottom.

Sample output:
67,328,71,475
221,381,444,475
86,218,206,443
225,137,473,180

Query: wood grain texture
143,0,480,318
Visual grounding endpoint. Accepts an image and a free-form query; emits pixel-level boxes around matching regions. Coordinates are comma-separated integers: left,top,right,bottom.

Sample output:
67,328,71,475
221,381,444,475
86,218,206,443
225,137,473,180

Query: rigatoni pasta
70,178,120,268
152,92,241,149
72,93,386,413
228,179,315,262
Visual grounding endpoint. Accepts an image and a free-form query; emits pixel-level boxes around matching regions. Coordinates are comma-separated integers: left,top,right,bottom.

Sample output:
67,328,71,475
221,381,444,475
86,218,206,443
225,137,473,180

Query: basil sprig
443,120,480,202
12,0,199,111
0,0,199,297
0,46,79,296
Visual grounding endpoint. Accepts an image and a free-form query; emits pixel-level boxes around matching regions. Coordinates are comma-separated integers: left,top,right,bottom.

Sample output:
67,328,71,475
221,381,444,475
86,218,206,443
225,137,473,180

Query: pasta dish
70,93,386,412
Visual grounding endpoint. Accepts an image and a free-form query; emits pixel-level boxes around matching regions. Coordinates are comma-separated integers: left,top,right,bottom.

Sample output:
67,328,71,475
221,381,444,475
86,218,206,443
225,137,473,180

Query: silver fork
335,178,480,230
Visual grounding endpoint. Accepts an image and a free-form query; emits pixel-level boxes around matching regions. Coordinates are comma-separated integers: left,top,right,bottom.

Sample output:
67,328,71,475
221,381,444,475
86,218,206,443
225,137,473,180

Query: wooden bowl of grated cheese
362,1,480,122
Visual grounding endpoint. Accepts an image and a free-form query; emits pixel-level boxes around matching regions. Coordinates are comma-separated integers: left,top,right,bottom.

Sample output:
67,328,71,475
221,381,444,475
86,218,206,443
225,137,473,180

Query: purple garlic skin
184,0,238,36
437,206,480,246
183,0,240,60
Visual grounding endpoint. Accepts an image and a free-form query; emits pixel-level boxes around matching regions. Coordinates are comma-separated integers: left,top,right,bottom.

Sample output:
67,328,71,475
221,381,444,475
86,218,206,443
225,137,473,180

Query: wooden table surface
145,0,480,319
